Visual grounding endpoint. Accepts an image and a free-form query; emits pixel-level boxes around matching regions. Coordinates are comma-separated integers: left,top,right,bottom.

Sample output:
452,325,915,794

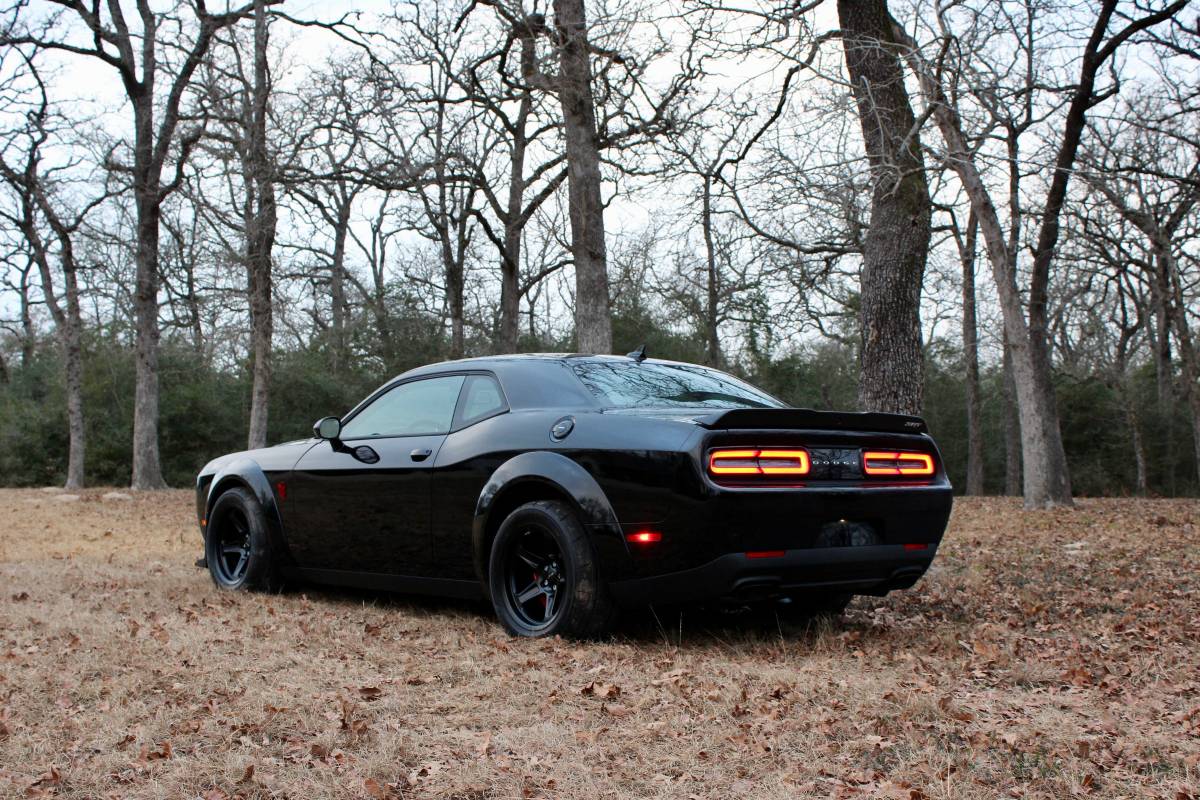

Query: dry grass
1,488,1198,799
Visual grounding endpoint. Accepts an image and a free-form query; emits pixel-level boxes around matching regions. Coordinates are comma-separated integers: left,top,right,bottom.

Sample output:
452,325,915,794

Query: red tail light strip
709,448,810,477
862,451,935,476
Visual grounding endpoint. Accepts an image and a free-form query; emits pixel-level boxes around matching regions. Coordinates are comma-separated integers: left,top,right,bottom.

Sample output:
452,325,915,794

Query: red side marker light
275,481,288,500
627,531,661,544
745,550,786,559
862,451,935,476
903,543,928,551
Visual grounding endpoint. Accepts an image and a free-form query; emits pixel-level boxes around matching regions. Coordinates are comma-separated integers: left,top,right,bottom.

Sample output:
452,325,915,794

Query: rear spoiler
695,408,928,435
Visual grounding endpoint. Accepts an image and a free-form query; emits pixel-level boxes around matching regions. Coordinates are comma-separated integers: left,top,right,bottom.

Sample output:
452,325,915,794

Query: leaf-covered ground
0,489,1197,799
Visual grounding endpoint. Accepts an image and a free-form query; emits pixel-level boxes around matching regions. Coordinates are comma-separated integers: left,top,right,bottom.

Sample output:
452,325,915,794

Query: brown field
0,489,1197,799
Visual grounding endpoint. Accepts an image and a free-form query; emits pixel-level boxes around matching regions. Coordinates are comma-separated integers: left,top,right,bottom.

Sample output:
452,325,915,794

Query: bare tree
2,0,260,487
894,0,1186,506
0,65,107,488
277,58,370,372
456,6,568,353
1082,92,1200,482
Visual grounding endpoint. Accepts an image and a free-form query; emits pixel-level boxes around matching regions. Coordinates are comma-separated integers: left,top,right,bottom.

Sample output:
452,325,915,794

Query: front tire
205,486,280,591
488,500,616,638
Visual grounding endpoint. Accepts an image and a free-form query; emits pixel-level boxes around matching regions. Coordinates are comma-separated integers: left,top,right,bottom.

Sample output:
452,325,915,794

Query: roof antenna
626,343,647,362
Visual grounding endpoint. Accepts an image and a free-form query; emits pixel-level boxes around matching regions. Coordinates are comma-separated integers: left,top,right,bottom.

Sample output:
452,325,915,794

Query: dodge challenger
195,352,953,637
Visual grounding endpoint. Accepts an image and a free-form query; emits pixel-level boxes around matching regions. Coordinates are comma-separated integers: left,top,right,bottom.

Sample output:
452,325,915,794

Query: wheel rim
503,526,567,630
213,506,251,584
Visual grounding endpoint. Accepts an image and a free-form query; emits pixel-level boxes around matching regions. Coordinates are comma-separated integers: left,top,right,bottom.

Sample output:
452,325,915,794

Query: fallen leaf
364,777,392,799
581,681,621,699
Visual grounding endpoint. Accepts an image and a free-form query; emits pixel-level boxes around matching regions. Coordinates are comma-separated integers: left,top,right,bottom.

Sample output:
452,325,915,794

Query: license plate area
806,448,863,480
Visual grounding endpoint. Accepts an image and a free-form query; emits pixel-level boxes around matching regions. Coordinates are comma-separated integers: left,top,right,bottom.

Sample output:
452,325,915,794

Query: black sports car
196,353,952,637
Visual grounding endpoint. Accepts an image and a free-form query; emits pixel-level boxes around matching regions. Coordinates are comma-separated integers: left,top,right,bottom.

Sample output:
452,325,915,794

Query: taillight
708,448,810,477
862,451,935,476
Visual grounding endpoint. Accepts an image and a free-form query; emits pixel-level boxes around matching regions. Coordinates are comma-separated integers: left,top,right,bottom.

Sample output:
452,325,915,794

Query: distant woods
0,0,1197,505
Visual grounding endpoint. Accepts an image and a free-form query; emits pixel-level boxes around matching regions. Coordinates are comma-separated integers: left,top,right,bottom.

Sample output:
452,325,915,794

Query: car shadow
281,578,881,649
610,601,880,647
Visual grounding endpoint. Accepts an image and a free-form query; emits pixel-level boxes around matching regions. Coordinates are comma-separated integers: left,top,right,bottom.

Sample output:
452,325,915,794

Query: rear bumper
607,543,936,607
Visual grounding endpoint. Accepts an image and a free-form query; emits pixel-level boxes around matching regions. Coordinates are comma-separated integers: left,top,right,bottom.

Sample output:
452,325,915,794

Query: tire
488,500,617,638
204,486,281,592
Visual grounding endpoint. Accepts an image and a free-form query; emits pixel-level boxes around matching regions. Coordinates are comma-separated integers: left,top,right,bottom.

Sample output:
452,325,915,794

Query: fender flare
472,451,622,581
205,458,286,556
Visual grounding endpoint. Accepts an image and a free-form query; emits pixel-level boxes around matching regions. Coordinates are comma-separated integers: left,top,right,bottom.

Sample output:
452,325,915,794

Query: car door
428,374,512,580
287,374,466,576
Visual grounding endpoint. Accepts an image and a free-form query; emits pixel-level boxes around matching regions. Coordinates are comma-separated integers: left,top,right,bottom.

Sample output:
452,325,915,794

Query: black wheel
205,487,280,591
488,500,616,638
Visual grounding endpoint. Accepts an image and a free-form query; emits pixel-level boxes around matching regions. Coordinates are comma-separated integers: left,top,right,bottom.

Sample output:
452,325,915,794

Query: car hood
199,438,317,477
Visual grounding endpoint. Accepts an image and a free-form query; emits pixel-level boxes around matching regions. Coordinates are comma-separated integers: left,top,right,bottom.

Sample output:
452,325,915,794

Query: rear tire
488,500,617,638
205,486,281,592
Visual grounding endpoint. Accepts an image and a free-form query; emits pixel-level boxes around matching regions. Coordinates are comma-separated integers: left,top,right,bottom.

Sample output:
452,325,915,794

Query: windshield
570,361,786,410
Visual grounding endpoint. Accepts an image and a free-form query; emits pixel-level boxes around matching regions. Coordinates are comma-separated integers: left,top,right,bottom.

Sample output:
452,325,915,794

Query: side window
340,375,465,439
456,375,507,427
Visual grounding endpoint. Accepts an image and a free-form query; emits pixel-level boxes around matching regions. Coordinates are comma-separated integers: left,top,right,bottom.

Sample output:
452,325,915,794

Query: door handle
410,448,433,462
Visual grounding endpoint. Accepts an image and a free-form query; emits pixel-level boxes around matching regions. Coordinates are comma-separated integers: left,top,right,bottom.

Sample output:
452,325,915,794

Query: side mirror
313,416,342,440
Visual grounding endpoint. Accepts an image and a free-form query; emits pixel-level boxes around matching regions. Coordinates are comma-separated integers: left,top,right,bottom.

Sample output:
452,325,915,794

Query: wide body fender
204,458,288,560
472,450,627,582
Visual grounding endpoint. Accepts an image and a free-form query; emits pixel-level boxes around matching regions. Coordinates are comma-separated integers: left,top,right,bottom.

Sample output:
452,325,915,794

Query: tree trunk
553,0,612,355
62,299,86,489
20,186,87,489
52,223,86,489
1002,340,1021,496
498,214,522,354
1147,257,1174,407
1161,247,1200,485
183,255,205,356
1121,387,1148,496
131,189,166,489
443,206,466,359
838,0,930,416
701,175,721,368
330,191,351,373
245,0,276,451
130,85,167,489
18,265,34,367
959,211,984,495
496,27,538,355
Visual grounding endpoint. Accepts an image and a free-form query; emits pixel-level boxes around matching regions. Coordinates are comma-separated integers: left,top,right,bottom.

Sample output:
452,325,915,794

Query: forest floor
0,489,1197,799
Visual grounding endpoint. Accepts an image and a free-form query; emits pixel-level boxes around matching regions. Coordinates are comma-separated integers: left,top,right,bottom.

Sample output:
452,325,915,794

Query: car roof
387,353,722,411
394,352,686,379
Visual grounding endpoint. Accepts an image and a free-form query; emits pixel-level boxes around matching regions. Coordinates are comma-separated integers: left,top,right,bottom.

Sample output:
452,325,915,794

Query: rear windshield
570,361,785,410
